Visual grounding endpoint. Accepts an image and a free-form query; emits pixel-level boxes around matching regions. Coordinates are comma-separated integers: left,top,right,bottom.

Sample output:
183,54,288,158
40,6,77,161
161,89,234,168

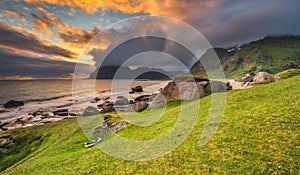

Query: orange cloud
25,0,218,19
3,10,27,22
32,7,100,45
0,24,78,61
0,75,37,80
0,74,74,80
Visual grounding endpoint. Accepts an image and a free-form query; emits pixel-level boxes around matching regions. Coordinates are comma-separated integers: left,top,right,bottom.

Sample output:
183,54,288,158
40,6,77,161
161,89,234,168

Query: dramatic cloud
24,0,300,48
1,0,300,79
197,0,300,47
87,17,209,71
0,24,78,60
24,0,218,19
0,48,93,79
59,27,100,44
3,10,27,22
31,7,101,45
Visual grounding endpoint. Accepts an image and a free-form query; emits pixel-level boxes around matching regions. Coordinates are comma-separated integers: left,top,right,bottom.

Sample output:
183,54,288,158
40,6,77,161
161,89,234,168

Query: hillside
191,35,300,78
0,76,299,174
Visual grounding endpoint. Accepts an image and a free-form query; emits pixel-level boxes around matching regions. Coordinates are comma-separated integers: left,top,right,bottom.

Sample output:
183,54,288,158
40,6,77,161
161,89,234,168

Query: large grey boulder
82,106,100,116
253,72,282,84
150,78,231,108
114,98,129,106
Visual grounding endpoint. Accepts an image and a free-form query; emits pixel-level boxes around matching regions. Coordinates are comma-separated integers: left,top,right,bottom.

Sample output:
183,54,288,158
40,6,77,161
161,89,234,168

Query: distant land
191,35,300,78
89,66,183,79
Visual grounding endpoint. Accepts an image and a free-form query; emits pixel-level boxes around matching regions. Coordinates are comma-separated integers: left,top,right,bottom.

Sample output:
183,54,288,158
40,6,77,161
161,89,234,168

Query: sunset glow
0,0,299,79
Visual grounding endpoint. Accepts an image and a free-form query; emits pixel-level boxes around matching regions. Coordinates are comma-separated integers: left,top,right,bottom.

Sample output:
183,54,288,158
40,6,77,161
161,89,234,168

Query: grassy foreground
1,76,300,174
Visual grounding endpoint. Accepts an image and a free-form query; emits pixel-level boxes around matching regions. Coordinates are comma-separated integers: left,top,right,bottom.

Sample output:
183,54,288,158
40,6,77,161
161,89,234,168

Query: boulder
0,109,10,113
0,121,9,129
93,118,128,134
53,109,69,116
102,96,110,101
253,72,282,84
109,121,128,131
150,78,231,108
131,86,143,93
31,109,54,118
114,98,129,106
97,101,107,108
102,115,112,127
82,106,100,116
134,95,151,102
0,136,14,145
229,80,254,90
103,115,112,121
90,99,97,103
94,97,101,102
131,101,149,112
235,74,253,82
93,126,109,134
4,100,24,108
204,81,231,93
2,118,27,130
99,104,115,113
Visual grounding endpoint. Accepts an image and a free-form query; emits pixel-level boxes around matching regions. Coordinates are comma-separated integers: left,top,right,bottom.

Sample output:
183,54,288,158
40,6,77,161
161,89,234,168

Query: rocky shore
0,71,282,133
0,81,170,132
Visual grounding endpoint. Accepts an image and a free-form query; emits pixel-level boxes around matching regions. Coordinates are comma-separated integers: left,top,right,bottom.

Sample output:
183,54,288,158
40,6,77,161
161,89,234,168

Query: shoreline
0,80,170,132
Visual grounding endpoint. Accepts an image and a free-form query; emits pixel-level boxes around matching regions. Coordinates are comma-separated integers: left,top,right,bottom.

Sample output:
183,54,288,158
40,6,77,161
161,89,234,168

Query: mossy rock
276,69,300,79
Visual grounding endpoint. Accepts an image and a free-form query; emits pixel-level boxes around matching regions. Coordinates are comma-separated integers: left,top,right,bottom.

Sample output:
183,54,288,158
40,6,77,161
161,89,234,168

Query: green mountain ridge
191,35,300,78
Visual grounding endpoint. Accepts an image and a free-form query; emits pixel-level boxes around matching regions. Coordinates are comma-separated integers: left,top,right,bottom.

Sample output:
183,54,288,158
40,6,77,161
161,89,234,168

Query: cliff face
89,66,179,79
191,35,300,78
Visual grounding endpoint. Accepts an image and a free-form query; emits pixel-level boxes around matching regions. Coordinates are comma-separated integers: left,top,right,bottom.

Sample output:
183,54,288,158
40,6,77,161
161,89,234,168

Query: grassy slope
191,35,300,78
1,76,300,174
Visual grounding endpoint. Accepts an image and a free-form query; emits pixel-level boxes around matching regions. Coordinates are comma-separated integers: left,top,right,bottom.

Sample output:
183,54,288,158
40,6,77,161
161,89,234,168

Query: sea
0,79,167,121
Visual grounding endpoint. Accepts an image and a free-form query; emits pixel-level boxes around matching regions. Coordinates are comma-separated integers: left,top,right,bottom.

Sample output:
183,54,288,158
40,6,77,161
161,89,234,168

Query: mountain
191,35,300,78
89,66,182,79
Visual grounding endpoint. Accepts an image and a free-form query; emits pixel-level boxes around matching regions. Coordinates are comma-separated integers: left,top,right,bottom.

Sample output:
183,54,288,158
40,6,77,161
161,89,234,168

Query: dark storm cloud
0,24,77,59
195,0,300,47
90,36,195,69
0,48,91,78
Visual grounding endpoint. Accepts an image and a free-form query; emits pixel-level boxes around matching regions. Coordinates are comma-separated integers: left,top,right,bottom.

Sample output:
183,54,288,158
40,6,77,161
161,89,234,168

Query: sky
0,0,300,80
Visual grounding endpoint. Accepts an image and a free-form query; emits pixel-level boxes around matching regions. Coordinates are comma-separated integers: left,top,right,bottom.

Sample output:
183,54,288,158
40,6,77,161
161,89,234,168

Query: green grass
277,69,300,79
1,76,300,174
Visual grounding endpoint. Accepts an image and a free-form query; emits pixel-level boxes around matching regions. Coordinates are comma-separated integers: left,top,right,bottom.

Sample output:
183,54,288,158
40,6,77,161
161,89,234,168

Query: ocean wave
23,94,72,103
